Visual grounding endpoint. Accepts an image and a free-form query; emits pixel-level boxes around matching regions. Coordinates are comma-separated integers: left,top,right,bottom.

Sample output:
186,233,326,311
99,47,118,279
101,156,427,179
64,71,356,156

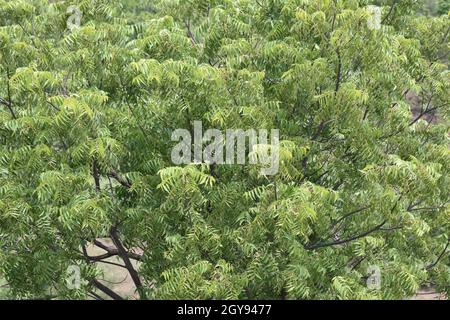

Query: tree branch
88,290,104,300
5,68,17,119
0,97,16,119
92,159,101,192
91,279,124,300
333,206,371,227
381,0,398,25
305,220,387,250
184,18,197,46
108,170,132,189
110,227,146,298
409,102,439,126
426,240,449,270
93,238,142,261
335,49,342,93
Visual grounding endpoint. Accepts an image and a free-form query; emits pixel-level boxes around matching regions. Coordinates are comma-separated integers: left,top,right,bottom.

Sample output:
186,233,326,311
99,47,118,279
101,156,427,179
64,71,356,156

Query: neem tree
0,0,448,299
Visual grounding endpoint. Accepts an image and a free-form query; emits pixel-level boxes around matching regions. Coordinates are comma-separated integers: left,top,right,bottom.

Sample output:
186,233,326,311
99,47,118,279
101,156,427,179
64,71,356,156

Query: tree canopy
0,0,449,300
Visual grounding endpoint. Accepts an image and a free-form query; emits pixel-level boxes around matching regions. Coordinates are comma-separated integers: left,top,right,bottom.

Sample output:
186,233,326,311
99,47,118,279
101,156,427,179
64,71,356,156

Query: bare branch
0,97,16,119
108,170,132,189
381,0,398,25
93,238,142,261
333,206,371,227
110,227,146,298
88,290,104,300
305,220,387,250
426,240,450,270
335,49,342,93
184,19,197,46
91,279,124,300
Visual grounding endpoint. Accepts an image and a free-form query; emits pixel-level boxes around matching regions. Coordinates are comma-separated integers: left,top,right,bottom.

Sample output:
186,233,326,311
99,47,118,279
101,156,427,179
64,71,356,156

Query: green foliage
437,0,450,15
0,0,448,300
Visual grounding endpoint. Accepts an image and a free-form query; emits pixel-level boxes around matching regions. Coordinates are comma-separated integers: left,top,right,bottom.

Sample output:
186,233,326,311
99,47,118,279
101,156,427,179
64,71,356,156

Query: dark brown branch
347,248,383,271
82,244,120,264
184,19,197,46
94,238,142,261
409,101,439,126
92,159,101,192
312,120,326,140
312,169,330,184
409,205,448,212
0,97,16,119
88,290,104,300
305,220,387,250
426,241,449,270
81,244,125,300
0,97,11,107
110,227,146,298
333,206,370,227
81,245,125,300
347,255,367,271
93,239,114,251
325,206,372,240
124,98,152,146
86,250,118,261
382,99,441,140
108,170,132,189
91,279,124,300
83,240,141,267
95,260,126,268
381,0,398,24
5,68,17,119
46,99,60,112
335,49,342,93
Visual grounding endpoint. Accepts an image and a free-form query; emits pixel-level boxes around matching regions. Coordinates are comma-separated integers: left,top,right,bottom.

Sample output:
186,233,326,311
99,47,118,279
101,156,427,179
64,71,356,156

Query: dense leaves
0,0,449,299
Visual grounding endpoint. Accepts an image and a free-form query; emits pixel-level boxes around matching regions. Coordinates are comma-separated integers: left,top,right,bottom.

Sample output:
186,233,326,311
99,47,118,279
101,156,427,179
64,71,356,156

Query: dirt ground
411,287,447,300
